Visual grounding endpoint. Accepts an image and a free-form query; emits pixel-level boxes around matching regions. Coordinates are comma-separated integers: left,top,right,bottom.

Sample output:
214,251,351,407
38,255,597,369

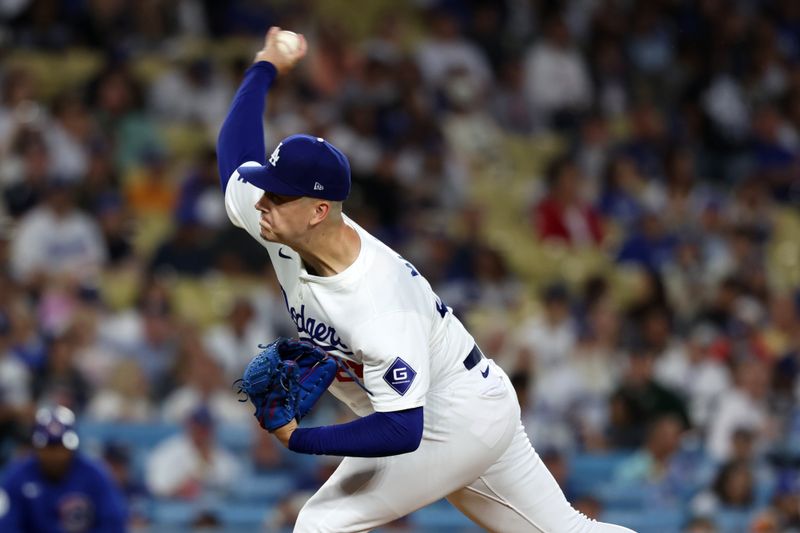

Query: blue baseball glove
236,338,339,431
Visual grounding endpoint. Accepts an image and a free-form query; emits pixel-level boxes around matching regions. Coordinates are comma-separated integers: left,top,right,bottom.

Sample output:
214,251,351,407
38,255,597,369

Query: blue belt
462,345,484,370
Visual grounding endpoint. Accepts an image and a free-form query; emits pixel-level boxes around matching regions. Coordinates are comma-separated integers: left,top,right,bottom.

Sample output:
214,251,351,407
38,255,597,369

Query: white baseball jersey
224,162,635,533
225,162,475,417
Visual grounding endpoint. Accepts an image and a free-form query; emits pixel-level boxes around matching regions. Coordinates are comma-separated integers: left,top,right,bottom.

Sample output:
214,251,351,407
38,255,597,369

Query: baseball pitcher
216,26,634,533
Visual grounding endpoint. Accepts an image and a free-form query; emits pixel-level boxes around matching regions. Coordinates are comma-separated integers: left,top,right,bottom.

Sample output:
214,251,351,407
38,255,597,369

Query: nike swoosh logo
481,366,489,378
278,248,292,260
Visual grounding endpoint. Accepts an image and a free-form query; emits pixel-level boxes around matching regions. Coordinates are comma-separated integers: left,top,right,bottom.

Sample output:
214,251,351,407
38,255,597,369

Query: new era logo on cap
383,357,416,396
236,134,351,201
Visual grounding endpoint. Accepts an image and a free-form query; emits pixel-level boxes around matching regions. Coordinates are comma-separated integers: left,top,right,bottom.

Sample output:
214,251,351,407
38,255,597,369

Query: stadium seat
228,472,296,503
216,502,271,527
595,482,647,510
149,500,197,526
568,452,632,495
216,422,254,453
600,509,685,532
716,509,756,533
408,500,479,529
78,421,180,450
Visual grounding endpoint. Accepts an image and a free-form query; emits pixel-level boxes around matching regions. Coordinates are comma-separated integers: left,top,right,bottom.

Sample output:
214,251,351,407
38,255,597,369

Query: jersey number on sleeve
399,256,419,277
398,255,450,319
435,297,448,318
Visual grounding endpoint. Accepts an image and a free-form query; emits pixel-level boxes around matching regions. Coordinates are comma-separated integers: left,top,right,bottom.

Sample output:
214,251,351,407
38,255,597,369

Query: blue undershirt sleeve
216,61,278,191
288,407,424,457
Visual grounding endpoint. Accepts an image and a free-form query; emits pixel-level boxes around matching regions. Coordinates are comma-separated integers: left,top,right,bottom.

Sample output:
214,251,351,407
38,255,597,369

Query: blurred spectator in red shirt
533,158,604,246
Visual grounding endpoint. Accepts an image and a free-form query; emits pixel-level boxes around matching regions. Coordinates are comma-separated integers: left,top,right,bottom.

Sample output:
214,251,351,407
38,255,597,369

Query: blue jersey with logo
0,453,127,533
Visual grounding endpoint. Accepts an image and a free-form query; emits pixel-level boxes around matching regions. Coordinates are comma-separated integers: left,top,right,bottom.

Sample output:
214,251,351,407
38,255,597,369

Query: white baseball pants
293,360,635,533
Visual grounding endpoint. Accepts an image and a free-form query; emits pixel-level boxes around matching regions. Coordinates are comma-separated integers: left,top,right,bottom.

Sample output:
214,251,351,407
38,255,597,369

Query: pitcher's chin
259,229,277,242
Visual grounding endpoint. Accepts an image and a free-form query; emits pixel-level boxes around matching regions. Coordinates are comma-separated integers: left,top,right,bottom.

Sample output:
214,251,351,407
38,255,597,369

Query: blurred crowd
1,0,800,531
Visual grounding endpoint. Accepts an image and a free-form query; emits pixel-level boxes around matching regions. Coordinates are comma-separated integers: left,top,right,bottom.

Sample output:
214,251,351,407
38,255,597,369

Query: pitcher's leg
293,456,394,533
447,425,636,533
294,385,519,532
294,443,500,533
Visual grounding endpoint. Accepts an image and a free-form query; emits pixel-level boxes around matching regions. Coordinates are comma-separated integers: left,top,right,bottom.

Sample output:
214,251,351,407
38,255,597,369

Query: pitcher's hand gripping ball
236,338,339,431
274,30,302,55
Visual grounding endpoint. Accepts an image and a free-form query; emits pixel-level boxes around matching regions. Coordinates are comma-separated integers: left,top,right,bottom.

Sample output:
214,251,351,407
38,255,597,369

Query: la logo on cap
314,182,324,191
269,142,283,167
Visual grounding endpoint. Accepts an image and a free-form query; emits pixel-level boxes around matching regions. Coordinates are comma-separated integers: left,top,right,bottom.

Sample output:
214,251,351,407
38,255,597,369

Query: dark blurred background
0,0,799,531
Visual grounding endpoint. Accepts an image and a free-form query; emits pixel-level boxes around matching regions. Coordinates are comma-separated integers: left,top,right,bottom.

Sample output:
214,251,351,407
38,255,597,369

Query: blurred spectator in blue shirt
174,148,226,232
615,415,711,508
598,156,647,227
0,406,126,532
616,210,677,271
749,105,796,203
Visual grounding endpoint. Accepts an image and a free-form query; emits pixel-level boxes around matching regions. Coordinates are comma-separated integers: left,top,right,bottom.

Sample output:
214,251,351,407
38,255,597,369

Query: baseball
275,30,301,55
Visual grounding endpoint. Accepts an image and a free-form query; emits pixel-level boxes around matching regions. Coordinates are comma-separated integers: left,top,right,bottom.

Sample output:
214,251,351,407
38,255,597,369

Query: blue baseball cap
32,406,79,450
237,134,351,201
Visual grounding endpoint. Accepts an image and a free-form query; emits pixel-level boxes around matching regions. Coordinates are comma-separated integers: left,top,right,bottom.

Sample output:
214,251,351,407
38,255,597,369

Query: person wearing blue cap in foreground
0,406,126,533
216,26,633,532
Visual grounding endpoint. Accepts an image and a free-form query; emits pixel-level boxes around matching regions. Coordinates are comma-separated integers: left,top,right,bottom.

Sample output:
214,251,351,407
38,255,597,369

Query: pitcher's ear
310,200,330,225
